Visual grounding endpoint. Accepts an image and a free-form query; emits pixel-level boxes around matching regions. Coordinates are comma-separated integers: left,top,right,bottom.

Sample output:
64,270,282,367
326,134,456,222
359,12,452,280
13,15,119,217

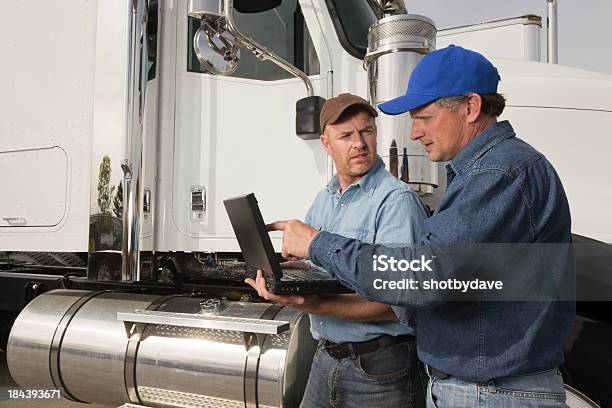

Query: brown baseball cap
320,93,378,132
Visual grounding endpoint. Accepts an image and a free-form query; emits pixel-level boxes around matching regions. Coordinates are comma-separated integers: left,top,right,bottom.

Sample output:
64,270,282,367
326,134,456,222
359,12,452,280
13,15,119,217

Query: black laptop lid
223,193,282,280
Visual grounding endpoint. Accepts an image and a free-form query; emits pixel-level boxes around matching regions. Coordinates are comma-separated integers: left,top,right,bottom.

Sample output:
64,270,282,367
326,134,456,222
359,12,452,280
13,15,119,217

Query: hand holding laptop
245,270,321,313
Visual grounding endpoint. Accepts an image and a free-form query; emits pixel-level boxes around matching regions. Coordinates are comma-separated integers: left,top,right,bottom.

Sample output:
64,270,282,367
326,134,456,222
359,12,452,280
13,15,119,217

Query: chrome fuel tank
7,290,315,408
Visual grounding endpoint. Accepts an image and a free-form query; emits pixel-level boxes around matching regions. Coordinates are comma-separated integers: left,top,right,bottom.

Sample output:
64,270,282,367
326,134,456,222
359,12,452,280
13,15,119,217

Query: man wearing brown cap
246,93,429,407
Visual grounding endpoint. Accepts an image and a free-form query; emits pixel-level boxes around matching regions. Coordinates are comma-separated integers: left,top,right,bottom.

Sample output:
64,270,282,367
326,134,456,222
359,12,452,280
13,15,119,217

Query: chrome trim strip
117,310,291,334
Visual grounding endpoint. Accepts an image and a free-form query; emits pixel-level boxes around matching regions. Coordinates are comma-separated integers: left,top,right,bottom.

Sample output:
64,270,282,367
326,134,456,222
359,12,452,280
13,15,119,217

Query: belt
321,334,414,359
425,364,449,380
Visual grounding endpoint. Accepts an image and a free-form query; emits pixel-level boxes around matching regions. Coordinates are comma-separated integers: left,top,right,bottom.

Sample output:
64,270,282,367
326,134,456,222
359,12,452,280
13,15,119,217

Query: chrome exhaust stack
364,14,438,195
547,0,558,64
369,0,407,18
121,0,159,282
87,0,158,283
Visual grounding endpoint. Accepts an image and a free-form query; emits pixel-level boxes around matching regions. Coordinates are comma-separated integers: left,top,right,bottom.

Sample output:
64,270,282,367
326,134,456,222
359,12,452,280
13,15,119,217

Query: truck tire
7,252,38,265
25,252,63,266
49,252,86,267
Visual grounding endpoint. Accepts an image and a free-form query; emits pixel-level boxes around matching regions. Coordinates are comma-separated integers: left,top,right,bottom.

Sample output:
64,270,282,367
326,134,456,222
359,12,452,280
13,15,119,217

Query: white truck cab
0,1,610,407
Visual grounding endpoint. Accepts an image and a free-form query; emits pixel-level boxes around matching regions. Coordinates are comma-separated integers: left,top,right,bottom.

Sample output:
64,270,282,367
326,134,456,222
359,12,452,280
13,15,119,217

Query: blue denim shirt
306,156,428,343
309,121,575,381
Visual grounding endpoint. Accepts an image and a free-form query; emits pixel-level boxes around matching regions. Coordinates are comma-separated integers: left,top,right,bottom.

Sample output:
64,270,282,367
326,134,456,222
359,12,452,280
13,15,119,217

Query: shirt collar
449,120,515,175
326,155,385,198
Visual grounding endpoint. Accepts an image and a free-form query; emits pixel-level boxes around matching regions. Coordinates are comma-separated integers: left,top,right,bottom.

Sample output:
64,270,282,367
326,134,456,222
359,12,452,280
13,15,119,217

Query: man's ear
320,132,333,156
465,93,483,123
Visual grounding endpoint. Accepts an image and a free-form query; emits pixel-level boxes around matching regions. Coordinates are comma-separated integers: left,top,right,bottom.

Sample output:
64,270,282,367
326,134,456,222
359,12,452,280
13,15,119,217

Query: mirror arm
222,0,314,97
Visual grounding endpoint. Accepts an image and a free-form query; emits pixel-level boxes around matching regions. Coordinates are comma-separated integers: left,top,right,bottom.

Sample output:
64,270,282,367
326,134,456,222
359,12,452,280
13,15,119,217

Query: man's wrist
308,230,324,263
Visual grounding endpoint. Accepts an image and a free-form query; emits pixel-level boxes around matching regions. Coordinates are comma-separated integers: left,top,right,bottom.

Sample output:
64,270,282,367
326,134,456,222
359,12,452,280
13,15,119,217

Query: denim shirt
309,121,575,381
306,156,428,343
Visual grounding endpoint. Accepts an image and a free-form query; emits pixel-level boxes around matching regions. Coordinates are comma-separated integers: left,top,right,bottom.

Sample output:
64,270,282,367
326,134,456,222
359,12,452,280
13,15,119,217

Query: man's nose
410,120,423,141
352,132,367,148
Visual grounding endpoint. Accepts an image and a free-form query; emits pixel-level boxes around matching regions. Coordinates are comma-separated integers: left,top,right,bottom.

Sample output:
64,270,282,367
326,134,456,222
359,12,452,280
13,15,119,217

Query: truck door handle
143,189,151,214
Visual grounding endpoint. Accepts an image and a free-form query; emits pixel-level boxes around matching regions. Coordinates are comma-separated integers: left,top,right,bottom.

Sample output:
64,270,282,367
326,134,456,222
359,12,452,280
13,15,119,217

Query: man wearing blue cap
270,45,575,407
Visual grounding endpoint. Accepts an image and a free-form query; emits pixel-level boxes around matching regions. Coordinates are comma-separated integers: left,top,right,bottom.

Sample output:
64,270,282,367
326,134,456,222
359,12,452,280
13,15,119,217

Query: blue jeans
300,339,427,408
427,368,568,407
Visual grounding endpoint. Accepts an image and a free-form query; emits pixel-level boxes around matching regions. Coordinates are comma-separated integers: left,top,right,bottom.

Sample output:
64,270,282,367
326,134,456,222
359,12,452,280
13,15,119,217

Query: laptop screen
223,193,282,280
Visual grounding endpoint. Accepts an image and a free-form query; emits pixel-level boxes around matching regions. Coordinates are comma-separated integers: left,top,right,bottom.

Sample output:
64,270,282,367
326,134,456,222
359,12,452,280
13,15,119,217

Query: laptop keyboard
281,269,336,281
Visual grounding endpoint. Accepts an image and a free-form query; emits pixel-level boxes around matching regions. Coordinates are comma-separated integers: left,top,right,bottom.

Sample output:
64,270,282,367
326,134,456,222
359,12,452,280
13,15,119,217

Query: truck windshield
326,0,378,59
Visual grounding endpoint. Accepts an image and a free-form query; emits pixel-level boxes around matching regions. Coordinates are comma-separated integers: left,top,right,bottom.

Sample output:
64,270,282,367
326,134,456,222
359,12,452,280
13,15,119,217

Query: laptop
223,193,352,295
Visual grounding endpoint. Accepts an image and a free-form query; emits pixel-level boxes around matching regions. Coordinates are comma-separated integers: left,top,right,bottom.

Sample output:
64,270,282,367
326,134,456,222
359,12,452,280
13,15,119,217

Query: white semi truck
1,1,610,407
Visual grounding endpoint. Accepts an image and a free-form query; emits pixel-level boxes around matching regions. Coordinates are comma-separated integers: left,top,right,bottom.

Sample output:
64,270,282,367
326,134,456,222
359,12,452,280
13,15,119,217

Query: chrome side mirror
193,18,240,75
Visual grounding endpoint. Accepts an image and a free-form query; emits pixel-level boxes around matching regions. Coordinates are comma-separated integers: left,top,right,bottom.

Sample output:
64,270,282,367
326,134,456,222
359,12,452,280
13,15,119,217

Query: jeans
427,368,568,408
300,339,427,408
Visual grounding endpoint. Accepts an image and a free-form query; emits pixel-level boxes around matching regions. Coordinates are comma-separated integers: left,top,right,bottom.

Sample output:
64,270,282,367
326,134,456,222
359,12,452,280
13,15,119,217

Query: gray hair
436,93,506,117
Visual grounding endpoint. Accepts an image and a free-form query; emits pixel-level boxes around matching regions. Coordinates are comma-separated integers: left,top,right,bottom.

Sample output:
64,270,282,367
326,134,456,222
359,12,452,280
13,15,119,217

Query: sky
406,0,612,75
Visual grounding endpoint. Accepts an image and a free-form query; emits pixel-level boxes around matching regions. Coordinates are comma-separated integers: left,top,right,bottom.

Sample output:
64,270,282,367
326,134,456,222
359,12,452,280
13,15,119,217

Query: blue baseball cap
378,45,500,115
